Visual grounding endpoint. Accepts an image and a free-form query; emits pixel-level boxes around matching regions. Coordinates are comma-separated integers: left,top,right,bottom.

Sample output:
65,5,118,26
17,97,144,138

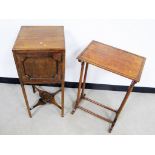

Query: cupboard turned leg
81,63,89,98
20,84,32,118
61,53,65,117
71,62,85,114
61,80,65,117
109,80,136,133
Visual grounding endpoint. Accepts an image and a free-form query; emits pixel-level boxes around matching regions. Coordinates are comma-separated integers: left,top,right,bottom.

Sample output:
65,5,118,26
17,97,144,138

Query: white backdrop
0,20,154,87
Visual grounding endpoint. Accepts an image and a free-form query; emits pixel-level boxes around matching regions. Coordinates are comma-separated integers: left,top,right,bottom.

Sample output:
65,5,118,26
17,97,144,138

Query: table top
12,26,65,52
78,40,146,82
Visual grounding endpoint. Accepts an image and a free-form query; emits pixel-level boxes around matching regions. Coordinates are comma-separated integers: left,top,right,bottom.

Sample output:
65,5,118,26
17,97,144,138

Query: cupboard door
15,52,62,84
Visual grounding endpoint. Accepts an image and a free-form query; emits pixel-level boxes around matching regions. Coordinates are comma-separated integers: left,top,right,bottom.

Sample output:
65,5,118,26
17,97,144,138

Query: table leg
81,63,89,98
20,83,32,118
109,80,136,133
71,62,85,114
61,53,65,117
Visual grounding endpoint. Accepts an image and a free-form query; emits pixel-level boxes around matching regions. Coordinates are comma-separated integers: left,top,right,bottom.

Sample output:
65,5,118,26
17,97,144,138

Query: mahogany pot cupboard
12,26,65,118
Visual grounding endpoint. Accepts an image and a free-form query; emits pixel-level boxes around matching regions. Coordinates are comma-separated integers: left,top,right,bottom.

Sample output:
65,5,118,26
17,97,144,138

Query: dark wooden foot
32,85,36,93
30,86,62,110
71,108,76,114
109,117,117,133
71,100,81,115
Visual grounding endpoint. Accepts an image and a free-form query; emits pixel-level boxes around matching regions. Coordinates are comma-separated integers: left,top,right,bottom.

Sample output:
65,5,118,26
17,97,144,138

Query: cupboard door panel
16,52,62,83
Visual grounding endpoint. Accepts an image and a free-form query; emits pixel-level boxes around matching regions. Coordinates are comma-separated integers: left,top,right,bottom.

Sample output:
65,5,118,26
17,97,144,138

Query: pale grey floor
0,83,155,135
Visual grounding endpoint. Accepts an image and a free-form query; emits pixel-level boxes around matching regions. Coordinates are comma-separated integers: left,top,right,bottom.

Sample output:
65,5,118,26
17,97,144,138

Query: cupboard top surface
78,40,146,82
12,26,65,52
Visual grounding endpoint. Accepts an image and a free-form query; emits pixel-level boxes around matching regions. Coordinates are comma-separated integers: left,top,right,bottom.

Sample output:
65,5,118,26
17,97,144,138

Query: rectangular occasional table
71,40,146,133
12,26,65,118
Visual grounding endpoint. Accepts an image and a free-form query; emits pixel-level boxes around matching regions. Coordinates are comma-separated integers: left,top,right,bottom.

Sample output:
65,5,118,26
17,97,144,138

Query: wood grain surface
12,26,65,52
78,40,146,82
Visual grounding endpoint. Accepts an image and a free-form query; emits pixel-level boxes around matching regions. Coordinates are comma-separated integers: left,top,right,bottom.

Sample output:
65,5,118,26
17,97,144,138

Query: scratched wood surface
78,40,146,82
12,26,65,52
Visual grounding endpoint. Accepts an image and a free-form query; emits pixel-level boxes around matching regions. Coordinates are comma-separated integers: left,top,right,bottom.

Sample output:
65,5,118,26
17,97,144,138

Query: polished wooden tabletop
13,26,65,52
78,40,146,82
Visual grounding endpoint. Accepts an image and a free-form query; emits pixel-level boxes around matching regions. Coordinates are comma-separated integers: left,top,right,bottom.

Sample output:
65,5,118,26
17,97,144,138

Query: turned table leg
109,80,136,133
71,62,85,114
81,63,89,98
